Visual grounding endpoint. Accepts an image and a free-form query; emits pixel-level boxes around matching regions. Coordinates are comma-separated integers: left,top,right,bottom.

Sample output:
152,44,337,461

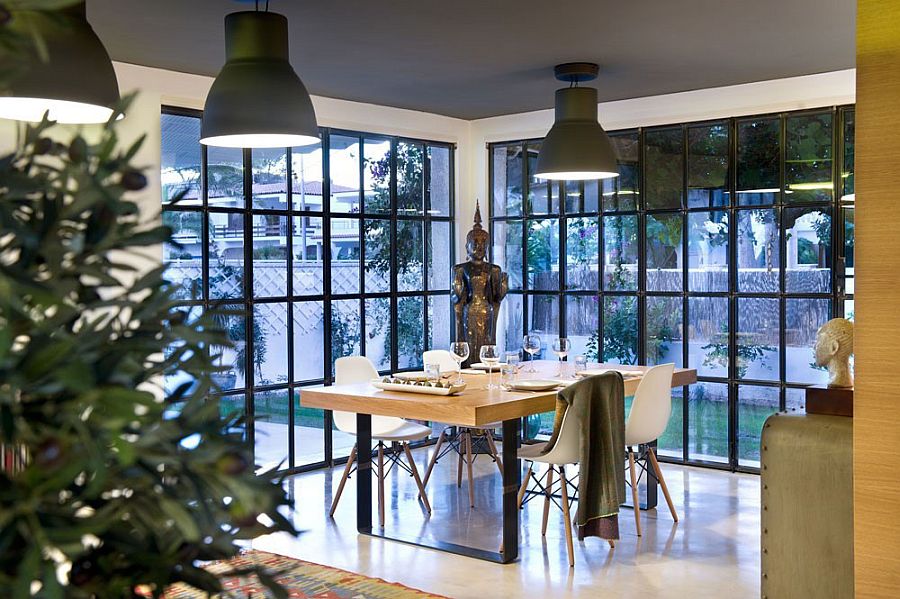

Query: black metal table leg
644,440,659,510
356,413,372,534
500,418,520,563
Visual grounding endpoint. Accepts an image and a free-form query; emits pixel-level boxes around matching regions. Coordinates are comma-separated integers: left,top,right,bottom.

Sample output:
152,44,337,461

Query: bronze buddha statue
451,201,508,365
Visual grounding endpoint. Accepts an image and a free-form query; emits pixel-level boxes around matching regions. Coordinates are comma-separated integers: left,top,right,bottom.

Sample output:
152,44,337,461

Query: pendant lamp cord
254,0,270,11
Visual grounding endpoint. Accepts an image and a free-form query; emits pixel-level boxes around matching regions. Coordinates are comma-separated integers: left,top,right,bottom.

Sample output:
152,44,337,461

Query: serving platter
371,379,467,396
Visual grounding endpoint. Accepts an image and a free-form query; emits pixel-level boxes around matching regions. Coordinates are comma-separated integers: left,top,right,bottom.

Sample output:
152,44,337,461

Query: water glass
523,334,541,372
450,341,470,384
574,354,587,377
425,363,442,383
551,337,571,377
505,351,521,373
500,364,518,390
479,344,500,390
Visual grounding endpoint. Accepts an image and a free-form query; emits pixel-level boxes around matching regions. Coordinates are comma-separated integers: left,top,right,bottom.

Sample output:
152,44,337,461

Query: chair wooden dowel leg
517,463,533,509
465,429,476,508
628,448,642,537
329,444,357,518
377,442,385,529
542,466,555,536
422,429,446,489
485,432,503,474
648,447,679,522
403,442,432,514
559,466,575,568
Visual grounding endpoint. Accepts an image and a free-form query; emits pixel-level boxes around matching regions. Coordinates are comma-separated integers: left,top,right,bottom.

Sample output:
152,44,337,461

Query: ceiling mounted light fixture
534,63,618,181
0,2,121,124
201,2,318,148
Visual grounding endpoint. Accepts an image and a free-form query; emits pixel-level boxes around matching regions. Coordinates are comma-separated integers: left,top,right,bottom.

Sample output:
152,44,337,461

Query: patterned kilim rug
163,550,448,598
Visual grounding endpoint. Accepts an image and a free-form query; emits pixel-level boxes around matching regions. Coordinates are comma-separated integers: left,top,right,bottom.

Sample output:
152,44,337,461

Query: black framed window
161,108,454,474
489,105,853,473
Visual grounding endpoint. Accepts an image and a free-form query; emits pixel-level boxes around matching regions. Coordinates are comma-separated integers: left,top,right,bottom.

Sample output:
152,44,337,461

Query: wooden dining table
300,360,697,564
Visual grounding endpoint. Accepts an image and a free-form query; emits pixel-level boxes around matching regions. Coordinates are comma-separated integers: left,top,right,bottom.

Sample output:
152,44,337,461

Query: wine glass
450,341,470,385
479,344,501,390
523,335,541,372
551,338,571,377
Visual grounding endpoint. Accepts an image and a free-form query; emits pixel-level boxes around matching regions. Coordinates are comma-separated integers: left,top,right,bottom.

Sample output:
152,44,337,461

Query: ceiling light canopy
201,9,318,148
0,2,121,124
534,63,618,181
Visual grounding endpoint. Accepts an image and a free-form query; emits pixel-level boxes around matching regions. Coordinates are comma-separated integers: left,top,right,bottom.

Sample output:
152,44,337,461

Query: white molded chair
329,356,433,527
421,349,503,508
624,363,679,536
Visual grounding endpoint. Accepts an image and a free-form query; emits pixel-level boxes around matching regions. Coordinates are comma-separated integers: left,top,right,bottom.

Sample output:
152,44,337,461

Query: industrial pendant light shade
201,10,318,148
0,2,121,124
534,63,618,181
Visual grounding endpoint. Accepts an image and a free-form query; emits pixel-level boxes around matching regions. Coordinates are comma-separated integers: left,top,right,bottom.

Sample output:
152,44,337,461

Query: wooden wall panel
855,2,900,597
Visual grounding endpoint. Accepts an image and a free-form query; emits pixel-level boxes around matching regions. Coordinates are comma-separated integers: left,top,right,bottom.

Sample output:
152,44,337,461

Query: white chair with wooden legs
624,363,679,537
516,404,613,568
421,350,503,508
328,356,433,527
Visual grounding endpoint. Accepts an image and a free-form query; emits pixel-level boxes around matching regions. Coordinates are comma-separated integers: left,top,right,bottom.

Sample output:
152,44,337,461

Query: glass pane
737,297,780,381
253,303,288,387
644,127,684,210
397,296,425,369
493,220,523,290
526,143,556,215
688,123,730,208
492,144,524,217
365,297,391,371
209,212,244,300
646,296,683,367
364,138,391,214
219,393,246,434
785,206,832,293
331,299,361,369
397,141,424,215
427,221,452,290
292,142,324,211
689,297,729,378
498,293,524,357
363,218,391,293
785,298,831,385
567,295,599,360
397,220,424,292
603,132,640,212
163,211,203,300
527,295,559,358
207,146,244,208
584,180,600,213
527,218,560,290
427,145,452,216
688,211,729,292
785,387,806,414
329,134,361,213
843,206,854,272
427,295,451,351
564,181,582,213
603,295,638,364
251,148,288,210
658,386,684,459
164,305,204,395
292,216,324,296
603,215,638,291
331,218,360,295
252,215,288,298
785,112,833,203
737,208,779,293
293,390,324,467
688,382,729,463
736,118,780,206
217,304,246,391
161,113,201,205
842,109,855,200
293,301,324,382
738,385,780,468
566,217,599,290
646,213,683,292
254,388,288,470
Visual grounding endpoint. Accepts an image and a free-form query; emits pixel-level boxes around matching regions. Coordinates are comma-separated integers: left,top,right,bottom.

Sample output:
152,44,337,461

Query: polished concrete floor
253,443,761,598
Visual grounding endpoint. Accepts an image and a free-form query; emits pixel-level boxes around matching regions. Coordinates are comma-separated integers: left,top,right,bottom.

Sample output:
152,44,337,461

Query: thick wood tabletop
300,361,697,428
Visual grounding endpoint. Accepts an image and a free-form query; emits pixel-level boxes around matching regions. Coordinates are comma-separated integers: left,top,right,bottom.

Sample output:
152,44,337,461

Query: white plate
576,368,642,378
509,379,560,392
372,379,467,396
470,362,503,372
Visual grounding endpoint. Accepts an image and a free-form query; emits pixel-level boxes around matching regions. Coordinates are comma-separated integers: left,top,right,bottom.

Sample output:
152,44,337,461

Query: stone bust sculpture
451,201,508,366
814,318,854,388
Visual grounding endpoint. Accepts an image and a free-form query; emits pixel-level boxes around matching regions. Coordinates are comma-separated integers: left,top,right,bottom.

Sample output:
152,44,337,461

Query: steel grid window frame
161,108,455,476
488,105,853,474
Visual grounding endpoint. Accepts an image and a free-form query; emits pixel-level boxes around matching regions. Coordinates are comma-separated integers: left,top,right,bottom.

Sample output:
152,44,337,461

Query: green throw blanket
540,371,626,540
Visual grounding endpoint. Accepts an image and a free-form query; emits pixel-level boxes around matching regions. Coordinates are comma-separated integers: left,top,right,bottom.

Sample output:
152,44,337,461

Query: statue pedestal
805,385,854,417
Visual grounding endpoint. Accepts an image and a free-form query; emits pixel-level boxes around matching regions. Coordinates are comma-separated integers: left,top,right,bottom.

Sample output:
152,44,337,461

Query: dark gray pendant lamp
200,4,318,148
534,63,618,181
0,2,121,124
